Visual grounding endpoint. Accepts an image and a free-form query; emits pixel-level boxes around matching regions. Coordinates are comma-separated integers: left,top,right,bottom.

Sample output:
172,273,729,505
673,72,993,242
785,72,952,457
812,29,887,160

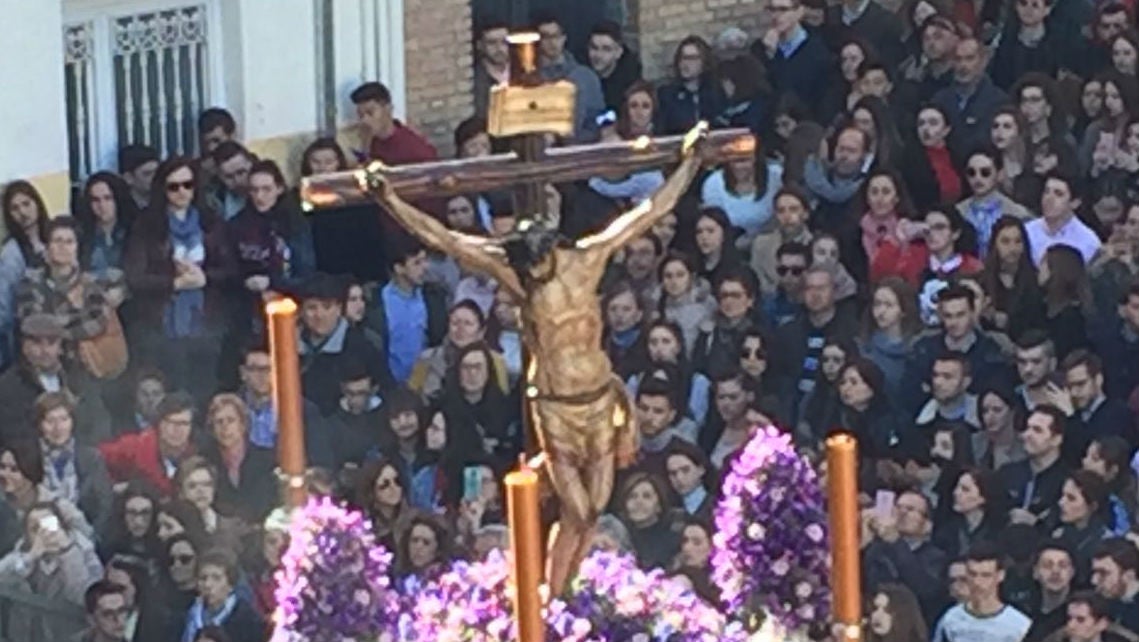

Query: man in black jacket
1095,284,1139,402
932,37,1008,153
998,405,1070,530
587,21,643,111
863,490,950,625
823,0,905,66
1063,350,1137,454
758,0,834,119
296,273,389,415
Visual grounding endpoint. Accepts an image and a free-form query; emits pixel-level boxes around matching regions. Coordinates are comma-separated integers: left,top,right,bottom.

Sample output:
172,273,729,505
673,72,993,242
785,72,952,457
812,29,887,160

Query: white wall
0,0,69,181
331,0,406,128
219,0,318,141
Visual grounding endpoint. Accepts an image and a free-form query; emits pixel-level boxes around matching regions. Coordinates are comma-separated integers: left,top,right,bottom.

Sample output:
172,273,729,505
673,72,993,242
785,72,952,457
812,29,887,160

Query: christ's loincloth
530,374,637,470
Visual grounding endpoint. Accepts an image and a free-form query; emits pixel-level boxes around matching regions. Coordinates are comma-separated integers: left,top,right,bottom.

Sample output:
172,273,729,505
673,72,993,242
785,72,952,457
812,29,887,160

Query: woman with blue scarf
181,548,265,642
124,158,236,401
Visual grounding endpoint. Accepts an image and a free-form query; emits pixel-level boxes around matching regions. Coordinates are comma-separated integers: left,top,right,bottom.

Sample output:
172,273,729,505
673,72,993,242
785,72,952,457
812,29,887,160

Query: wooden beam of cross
301,34,754,217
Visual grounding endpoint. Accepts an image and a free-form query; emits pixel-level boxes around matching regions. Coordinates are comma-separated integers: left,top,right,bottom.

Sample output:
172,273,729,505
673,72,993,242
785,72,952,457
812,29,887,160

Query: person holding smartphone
0,501,103,641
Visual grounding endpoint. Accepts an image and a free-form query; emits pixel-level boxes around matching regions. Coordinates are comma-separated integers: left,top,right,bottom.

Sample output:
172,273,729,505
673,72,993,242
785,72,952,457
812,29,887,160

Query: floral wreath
710,426,831,636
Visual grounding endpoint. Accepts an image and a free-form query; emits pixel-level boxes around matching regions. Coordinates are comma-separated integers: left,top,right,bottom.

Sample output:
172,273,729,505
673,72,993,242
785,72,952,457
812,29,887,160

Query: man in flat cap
0,313,110,443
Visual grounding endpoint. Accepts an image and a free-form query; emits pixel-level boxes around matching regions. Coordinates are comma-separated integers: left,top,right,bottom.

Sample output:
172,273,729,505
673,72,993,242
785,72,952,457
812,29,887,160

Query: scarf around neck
165,208,206,338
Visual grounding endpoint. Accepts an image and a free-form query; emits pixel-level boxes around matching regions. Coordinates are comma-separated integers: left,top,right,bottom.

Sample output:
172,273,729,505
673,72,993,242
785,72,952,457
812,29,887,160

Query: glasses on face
166,180,194,193
967,166,994,178
741,347,766,359
776,265,805,276
376,476,401,491
171,553,195,565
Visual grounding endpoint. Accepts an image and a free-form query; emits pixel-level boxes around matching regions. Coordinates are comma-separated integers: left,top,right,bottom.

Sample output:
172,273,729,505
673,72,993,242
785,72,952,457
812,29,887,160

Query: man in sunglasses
957,147,1031,256
763,241,809,328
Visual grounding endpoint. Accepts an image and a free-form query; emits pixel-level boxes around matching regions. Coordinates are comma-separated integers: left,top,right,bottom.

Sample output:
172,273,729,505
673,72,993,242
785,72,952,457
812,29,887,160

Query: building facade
2,0,761,216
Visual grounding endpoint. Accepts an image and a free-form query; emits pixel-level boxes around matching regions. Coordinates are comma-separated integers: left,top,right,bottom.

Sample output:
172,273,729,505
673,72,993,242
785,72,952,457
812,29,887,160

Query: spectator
657,35,725,136
751,188,814,297
764,241,811,328
208,142,253,221
656,252,716,358
934,467,1007,558
1090,538,1139,632
859,278,921,402
1095,283,1139,400
1025,541,1076,642
1050,591,1136,642
117,144,159,211
81,580,130,642
159,533,199,614
99,391,198,498
1000,405,1071,528
617,235,662,311
627,321,710,430
665,441,715,523
377,388,441,511
1064,351,1135,457
249,509,289,618
933,542,1032,642
1079,72,1139,176
172,456,247,552
33,392,112,536
0,437,96,543
904,105,964,212
396,514,452,580
912,354,981,456
975,382,1029,471
181,548,265,642
123,157,236,401
931,37,1009,153
1082,436,1138,534
823,0,904,67
0,501,103,642
229,159,316,322
533,11,605,142
602,282,651,379
991,2,1064,90
863,490,949,624
408,300,506,398
836,358,904,462
105,553,178,642
296,273,388,414
472,20,510,118
672,518,717,602
15,216,124,382
865,583,929,642
200,393,275,523
958,148,1032,258
236,343,330,465
437,342,519,473
759,0,835,117
706,370,755,466
353,458,412,552
714,54,770,136
327,359,390,470
77,172,138,276
804,127,872,249
371,242,448,385
701,141,782,251
0,313,110,445
350,81,438,165
617,471,680,570
981,216,1047,339
774,266,859,416
485,286,523,386
631,377,696,478
0,180,49,369
100,482,161,563
1053,469,1112,579
588,21,643,112
197,108,237,172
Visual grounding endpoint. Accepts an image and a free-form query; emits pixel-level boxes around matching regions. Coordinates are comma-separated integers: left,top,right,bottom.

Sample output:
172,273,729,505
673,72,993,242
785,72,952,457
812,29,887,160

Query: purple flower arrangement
273,497,399,642
710,426,831,635
563,550,745,642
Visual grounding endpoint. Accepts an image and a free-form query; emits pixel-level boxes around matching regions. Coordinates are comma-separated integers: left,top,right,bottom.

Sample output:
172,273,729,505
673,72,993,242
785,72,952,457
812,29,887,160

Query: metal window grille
63,3,212,185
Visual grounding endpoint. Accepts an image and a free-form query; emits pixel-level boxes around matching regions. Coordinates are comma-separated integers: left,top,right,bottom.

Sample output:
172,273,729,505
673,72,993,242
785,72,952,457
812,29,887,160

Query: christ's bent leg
545,459,596,595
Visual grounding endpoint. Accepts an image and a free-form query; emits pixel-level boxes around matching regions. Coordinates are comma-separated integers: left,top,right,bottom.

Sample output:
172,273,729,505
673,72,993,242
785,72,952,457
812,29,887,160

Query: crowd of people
1,1,1139,641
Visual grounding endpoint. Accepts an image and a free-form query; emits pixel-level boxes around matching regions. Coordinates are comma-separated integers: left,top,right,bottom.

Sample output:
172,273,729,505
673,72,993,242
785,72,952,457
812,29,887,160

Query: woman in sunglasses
123,157,236,401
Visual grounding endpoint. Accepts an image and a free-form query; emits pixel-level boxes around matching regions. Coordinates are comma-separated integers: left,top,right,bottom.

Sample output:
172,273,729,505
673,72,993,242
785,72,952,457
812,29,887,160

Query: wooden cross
300,35,754,219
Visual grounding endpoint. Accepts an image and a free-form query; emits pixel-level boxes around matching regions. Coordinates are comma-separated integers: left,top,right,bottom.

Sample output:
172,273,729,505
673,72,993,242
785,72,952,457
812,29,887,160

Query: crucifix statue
302,34,754,594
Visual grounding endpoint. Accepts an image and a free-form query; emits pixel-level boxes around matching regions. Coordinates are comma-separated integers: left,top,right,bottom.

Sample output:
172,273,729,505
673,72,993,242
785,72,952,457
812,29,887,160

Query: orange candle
505,457,545,642
266,299,307,508
826,433,861,641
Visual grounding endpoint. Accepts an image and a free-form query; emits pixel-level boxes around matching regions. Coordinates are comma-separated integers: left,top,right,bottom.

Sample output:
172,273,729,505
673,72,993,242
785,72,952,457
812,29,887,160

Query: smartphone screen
39,515,61,534
463,466,482,502
874,490,896,521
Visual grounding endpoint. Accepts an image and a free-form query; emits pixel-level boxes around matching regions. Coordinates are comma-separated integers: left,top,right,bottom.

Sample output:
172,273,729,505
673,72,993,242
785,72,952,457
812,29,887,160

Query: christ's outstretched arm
362,167,525,300
575,123,708,257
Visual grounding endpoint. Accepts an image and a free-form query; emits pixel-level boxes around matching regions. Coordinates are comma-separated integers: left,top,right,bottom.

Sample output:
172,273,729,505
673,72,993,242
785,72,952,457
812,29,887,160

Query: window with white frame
64,1,222,184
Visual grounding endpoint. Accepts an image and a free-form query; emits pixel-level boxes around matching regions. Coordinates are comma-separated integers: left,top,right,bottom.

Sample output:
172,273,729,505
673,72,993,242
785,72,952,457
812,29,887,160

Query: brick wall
631,0,767,82
404,0,474,156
